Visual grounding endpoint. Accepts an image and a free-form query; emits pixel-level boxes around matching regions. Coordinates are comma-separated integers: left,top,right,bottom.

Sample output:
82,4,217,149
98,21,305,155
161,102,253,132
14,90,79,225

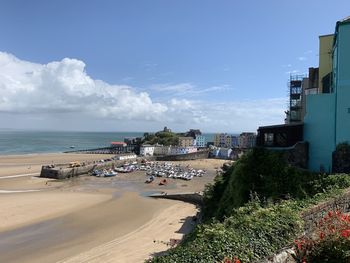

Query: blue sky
0,1,349,132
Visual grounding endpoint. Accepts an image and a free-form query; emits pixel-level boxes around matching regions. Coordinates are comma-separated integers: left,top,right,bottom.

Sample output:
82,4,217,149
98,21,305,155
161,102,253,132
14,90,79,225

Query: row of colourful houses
213,132,256,148
178,135,207,148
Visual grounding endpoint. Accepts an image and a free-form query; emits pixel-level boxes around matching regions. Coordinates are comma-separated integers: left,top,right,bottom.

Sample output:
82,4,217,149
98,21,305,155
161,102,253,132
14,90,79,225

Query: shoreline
0,153,226,262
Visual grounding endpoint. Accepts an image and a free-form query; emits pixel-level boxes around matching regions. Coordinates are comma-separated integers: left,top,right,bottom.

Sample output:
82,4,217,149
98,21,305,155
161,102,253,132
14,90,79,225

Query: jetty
149,192,204,205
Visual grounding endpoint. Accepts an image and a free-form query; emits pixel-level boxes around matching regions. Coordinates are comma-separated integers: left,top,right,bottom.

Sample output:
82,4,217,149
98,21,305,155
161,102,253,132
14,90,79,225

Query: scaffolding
287,74,307,123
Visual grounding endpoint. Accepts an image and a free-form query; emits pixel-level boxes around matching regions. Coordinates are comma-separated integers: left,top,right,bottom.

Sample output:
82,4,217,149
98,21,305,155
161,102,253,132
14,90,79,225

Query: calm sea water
0,131,215,155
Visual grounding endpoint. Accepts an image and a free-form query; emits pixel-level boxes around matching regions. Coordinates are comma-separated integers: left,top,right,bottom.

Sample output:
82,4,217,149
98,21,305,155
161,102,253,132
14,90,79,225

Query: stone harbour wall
155,150,209,161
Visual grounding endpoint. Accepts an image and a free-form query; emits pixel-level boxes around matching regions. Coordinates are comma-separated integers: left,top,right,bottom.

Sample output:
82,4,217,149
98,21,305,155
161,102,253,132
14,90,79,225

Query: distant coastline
0,130,218,155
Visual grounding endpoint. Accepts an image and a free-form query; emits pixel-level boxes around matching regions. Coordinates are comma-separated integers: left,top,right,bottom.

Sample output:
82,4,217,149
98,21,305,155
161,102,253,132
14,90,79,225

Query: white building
218,148,232,159
139,144,155,156
210,147,232,159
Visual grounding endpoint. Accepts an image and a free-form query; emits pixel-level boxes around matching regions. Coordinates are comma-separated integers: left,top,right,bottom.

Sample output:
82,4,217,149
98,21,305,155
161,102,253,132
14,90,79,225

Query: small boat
159,179,167,186
145,175,155,184
104,170,118,177
91,169,103,176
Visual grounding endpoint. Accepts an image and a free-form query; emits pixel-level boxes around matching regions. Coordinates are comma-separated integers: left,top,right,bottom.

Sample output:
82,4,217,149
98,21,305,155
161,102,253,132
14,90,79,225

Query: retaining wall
155,150,209,161
266,142,308,169
301,189,350,234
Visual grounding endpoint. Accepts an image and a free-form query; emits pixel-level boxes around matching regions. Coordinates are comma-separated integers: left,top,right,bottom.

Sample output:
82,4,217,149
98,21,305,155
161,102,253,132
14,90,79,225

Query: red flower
340,229,350,238
319,231,325,240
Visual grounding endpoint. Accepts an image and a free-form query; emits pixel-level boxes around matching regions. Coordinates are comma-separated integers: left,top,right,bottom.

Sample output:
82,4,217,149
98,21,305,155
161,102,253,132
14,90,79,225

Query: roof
339,16,350,23
258,123,303,130
334,16,350,46
111,141,126,145
319,33,334,38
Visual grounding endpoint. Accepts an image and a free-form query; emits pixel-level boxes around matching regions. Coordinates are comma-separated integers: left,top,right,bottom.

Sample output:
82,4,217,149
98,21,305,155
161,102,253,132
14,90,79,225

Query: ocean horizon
0,130,218,155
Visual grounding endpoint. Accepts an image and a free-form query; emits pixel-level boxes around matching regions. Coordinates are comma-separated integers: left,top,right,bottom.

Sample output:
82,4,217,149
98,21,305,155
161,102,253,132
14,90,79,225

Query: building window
264,133,274,146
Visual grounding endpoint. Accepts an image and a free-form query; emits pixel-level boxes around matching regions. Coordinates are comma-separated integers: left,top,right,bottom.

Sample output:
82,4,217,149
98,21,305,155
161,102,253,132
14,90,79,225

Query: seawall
40,157,139,179
40,152,209,179
155,150,209,161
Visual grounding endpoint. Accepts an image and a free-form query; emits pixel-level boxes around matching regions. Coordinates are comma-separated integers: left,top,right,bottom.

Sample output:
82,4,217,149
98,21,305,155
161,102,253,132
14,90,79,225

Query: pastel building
230,136,239,147
214,133,226,147
195,135,206,147
214,134,238,148
154,145,171,156
238,132,256,148
178,137,194,147
304,17,350,172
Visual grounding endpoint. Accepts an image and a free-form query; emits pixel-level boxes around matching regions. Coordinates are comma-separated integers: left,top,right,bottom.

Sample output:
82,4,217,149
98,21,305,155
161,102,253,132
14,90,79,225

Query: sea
0,130,215,155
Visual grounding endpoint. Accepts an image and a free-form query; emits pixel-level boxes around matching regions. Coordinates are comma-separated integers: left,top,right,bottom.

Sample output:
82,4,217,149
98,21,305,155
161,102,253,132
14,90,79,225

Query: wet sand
0,153,226,262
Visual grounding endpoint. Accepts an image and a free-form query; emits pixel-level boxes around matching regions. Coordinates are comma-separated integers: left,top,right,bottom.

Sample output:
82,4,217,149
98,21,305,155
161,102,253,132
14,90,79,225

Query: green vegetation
150,148,350,263
143,131,179,146
152,197,302,263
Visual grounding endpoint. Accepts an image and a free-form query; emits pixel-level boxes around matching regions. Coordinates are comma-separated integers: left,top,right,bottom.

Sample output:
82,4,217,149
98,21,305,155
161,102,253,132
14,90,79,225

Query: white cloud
0,52,286,132
297,56,307,61
0,52,167,121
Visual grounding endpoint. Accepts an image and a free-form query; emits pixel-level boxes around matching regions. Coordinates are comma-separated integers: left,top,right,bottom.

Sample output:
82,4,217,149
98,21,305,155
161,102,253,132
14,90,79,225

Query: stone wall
40,158,140,179
301,189,350,234
149,192,203,205
155,150,209,161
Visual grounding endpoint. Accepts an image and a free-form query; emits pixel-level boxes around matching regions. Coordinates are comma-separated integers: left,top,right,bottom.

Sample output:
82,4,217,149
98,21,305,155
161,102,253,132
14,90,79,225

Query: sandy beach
0,153,226,262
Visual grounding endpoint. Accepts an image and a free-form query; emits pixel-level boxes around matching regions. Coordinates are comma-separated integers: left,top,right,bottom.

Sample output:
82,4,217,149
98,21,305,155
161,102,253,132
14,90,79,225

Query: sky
0,0,349,133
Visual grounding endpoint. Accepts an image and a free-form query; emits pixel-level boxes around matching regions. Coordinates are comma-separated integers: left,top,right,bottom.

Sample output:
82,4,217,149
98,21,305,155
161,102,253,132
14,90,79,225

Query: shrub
151,198,302,263
205,148,319,220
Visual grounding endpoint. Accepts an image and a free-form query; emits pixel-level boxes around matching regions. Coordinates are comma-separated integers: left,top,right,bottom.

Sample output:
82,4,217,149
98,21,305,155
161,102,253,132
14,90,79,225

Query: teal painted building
304,17,350,172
